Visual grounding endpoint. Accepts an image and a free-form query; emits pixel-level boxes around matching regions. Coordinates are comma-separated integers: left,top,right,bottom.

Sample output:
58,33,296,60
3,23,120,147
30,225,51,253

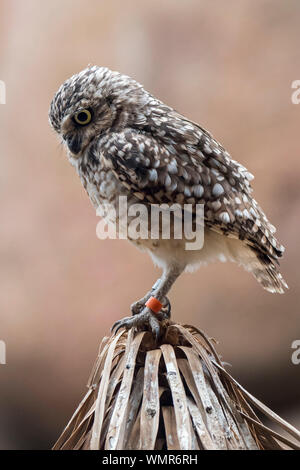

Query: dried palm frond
53,322,300,450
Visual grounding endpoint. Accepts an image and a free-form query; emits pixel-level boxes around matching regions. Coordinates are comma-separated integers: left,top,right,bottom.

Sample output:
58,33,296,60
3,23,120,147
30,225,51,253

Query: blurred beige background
0,0,299,449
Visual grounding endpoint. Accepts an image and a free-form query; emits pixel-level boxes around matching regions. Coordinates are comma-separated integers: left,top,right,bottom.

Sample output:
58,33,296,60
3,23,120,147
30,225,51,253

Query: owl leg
151,263,184,311
112,263,184,339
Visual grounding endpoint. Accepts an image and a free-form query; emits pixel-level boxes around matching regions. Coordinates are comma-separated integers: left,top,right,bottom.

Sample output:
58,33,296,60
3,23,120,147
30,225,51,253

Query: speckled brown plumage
49,65,287,323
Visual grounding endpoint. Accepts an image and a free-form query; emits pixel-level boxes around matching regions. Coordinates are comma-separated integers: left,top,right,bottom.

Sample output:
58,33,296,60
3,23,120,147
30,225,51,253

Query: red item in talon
145,297,163,314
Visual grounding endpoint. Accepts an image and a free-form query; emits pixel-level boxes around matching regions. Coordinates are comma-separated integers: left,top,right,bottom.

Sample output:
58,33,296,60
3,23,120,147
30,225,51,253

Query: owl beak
65,134,82,155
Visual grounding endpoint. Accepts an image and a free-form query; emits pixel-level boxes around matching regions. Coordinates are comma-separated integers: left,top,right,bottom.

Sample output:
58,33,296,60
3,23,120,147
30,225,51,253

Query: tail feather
246,250,288,294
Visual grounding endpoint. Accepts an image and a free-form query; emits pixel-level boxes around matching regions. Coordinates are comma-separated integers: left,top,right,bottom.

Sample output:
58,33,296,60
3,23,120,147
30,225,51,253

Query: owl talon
111,308,163,339
161,297,171,318
111,316,132,334
148,314,161,342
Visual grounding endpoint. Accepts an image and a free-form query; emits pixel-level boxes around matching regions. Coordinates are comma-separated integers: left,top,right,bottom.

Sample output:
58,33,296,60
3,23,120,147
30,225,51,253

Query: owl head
49,66,150,157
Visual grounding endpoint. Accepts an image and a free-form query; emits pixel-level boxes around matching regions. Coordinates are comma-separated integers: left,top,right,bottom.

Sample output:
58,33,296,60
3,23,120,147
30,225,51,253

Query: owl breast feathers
49,66,288,294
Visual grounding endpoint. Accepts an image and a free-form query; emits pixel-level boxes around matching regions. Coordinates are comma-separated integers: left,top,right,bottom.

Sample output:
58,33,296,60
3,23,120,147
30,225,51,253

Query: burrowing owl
49,66,287,337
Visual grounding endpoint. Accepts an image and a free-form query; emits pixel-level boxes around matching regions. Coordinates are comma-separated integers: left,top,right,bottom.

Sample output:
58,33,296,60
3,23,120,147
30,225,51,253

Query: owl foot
131,295,171,317
111,306,170,340
131,278,162,315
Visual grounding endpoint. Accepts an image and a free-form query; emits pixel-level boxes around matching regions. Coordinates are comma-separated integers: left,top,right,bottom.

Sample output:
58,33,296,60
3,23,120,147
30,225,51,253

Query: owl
49,66,288,338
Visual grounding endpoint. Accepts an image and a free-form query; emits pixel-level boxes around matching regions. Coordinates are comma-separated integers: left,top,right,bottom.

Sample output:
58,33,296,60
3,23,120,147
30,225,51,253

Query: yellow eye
73,109,92,126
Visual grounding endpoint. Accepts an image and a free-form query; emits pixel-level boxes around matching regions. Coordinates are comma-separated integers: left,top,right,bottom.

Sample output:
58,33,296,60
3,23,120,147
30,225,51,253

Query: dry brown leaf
53,322,300,450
